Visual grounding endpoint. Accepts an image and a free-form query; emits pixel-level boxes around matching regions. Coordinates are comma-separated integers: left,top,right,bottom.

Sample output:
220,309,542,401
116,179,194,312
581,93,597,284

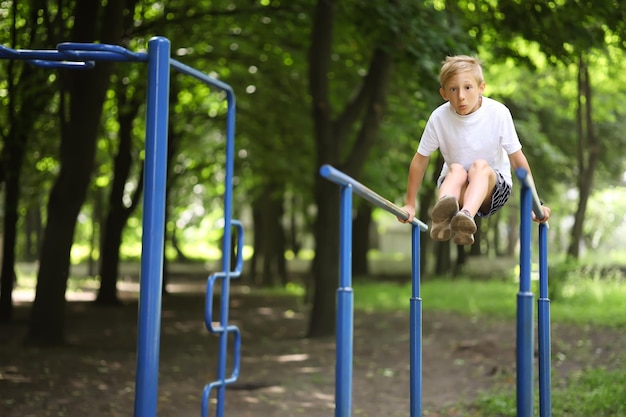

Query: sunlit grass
350,276,626,328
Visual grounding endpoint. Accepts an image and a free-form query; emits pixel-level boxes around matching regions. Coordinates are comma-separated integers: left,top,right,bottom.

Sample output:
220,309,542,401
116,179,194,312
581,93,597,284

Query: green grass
351,276,626,328
348,276,626,417
470,363,626,417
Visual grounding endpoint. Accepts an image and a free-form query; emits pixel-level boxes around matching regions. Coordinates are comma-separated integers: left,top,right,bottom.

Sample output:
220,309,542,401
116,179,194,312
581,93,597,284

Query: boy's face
439,71,485,115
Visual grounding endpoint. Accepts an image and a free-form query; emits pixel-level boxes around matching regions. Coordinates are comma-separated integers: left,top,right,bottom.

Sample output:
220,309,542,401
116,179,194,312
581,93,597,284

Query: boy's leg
451,160,497,245
458,160,497,216
437,163,468,202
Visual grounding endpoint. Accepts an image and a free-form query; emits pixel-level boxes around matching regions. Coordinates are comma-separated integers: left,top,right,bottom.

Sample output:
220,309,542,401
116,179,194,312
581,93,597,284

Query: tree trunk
0,73,53,321
88,186,104,277
567,55,599,259
251,183,287,287
96,81,143,305
352,203,372,276
0,4,56,321
307,0,396,337
0,157,21,322
308,178,341,338
433,241,449,275
469,217,482,256
27,1,126,345
24,206,43,261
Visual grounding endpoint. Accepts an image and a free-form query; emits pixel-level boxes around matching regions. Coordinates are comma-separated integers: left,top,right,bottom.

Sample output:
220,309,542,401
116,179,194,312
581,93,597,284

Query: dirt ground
1,275,625,417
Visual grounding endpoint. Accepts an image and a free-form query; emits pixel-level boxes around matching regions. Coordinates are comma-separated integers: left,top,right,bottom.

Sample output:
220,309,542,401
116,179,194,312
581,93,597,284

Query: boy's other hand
398,204,416,224
532,205,551,223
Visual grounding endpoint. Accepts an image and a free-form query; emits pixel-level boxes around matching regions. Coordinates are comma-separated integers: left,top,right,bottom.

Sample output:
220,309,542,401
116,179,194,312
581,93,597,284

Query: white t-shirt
417,96,522,186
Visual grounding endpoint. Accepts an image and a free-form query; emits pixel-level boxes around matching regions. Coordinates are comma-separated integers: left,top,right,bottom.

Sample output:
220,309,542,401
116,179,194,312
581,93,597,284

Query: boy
398,55,551,245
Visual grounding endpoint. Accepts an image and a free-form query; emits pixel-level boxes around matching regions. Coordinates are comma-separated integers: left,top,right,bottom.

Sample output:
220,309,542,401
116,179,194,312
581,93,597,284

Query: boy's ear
479,82,486,94
439,87,448,101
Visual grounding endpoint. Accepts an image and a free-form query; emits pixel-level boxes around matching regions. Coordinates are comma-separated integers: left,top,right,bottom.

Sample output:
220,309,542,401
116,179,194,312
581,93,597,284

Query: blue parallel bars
319,165,428,417
321,164,551,417
336,185,354,416
516,168,551,417
538,217,551,417
409,217,423,417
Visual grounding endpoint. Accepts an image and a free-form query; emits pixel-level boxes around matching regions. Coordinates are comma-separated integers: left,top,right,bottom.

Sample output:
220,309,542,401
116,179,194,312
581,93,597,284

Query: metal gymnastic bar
321,164,551,417
516,168,551,417
319,165,428,231
319,164,428,417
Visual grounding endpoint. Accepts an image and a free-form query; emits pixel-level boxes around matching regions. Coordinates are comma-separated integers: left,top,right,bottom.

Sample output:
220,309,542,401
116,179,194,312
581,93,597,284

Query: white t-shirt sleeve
499,105,522,154
417,103,447,157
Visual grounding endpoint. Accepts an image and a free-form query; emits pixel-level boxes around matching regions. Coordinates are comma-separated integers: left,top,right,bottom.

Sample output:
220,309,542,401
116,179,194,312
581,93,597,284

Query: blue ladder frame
0,36,241,417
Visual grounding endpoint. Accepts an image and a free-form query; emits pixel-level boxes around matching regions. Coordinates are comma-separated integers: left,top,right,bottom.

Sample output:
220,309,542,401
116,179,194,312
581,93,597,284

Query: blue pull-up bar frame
1,37,240,417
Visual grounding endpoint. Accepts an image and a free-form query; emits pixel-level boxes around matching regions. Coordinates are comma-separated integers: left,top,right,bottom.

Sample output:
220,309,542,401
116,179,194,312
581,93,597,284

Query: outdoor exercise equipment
0,37,241,417
2,35,552,417
320,164,551,417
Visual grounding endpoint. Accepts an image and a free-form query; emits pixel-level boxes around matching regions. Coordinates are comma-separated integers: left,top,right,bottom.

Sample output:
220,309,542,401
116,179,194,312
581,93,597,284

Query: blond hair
439,55,484,88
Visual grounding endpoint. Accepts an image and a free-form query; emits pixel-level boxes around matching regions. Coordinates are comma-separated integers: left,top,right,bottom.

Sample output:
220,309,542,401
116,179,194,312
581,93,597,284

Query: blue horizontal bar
170,59,234,95
320,164,428,231
0,43,147,66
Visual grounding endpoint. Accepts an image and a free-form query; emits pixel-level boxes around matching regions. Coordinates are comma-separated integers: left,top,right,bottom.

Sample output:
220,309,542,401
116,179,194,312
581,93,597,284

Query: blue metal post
213,68,237,417
410,225,422,417
335,184,354,417
538,223,551,417
517,170,534,417
134,36,171,417
167,58,239,417
318,164,428,416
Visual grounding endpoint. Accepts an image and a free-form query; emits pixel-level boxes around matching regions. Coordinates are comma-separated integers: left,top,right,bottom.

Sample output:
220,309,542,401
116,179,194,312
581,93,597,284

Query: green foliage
3,0,626,289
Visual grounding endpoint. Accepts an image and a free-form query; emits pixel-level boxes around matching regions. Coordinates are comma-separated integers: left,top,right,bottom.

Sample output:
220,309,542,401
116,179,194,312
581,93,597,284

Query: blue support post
538,223,552,417
410,225,422,417
169,57,239,417
134,36,171,417
516,169,535,417
319,165,428,417
214,70,237,417
335,184,354,417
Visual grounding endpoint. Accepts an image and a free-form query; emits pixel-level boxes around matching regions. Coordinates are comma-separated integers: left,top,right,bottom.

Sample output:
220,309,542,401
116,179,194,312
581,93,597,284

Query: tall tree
307,0,462,337
95,75,144,305
468,0,626,258
0,1,60,322
567,55,599,258
27,1,127,345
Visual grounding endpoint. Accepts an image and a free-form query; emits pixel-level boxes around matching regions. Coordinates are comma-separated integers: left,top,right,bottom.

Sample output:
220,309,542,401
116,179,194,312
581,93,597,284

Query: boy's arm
399,152,430,223
508,149,532,173
508,150,551,223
